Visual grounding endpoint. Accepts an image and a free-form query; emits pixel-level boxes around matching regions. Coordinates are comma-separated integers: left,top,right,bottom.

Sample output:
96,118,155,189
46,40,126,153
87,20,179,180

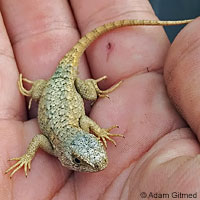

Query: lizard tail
60,19,193,66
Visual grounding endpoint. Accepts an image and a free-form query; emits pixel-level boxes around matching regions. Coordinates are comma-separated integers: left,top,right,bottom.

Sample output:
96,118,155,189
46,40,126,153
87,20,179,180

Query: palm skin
1,0,200,200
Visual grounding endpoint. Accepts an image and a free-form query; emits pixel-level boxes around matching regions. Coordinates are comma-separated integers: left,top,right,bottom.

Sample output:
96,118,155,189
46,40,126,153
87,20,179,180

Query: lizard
5,19,193,178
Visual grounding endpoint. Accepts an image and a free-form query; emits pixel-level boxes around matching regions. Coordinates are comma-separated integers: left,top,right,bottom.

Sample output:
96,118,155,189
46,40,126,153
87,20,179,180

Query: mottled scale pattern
38,64,84,140
53,126,107,172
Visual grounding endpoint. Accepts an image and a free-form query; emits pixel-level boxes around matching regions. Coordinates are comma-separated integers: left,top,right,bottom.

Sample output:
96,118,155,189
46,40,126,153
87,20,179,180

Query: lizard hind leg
18,74,47,109
75,76,122,101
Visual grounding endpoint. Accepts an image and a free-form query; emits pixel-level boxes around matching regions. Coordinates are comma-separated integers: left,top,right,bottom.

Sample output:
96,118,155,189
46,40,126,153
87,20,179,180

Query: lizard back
38,64,84,139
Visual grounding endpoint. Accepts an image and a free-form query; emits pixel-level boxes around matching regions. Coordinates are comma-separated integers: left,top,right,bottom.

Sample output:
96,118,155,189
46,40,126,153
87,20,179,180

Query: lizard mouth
93,158,108,171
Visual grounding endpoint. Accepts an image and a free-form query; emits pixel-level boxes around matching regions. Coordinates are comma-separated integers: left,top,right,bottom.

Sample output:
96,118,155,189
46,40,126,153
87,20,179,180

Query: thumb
164,17,200,139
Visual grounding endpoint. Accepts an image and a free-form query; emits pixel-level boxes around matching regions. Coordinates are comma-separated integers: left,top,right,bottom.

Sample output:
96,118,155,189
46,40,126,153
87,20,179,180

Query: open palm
1,0,200,199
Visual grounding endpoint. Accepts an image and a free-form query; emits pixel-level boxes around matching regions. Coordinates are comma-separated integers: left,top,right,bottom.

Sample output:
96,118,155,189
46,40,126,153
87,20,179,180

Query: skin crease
0,0,200,199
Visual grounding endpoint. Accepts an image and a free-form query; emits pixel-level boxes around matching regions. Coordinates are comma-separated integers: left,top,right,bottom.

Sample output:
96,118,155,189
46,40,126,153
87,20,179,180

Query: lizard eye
72,155,82,165
74,157,81,164
72,152,84,165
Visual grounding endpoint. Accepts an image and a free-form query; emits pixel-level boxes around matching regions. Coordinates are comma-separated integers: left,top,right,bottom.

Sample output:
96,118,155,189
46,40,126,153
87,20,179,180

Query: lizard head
58,130,108,172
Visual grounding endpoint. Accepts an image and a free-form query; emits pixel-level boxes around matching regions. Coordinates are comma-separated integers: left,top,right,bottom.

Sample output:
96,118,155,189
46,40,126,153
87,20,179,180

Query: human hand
1,0,199,199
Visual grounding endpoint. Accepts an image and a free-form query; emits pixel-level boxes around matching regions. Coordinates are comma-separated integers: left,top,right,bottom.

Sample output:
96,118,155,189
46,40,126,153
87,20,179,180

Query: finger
0,12,26,120
0,0,90,78
164,18,200,139
70,0,170,87
0,0,90,116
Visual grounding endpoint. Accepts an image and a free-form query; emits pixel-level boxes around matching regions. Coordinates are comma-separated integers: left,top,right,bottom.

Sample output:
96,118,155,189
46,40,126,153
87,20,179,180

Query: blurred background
149,0,200,42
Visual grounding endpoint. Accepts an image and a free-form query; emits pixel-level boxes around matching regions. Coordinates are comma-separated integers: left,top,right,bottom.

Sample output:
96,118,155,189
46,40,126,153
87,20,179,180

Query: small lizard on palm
5,19,192,177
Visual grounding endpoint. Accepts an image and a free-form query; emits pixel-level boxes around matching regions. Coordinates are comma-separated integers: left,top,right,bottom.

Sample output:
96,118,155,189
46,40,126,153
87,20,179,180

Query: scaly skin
5,19,193,177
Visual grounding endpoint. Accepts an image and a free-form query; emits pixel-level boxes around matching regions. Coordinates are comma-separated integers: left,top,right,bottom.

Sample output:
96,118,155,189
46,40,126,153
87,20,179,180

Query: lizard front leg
5,134,54,178
18,74,47,109
75,76,122,101
79,115,124,148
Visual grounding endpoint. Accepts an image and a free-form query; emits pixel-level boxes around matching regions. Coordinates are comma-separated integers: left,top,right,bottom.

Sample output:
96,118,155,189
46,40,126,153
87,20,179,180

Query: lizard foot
5,154,32,178
80,116,124,148
18,73,47,109
18,73,34,96
94,125,124,148
75,76,122,100
18,74,34,109
94,76,122,98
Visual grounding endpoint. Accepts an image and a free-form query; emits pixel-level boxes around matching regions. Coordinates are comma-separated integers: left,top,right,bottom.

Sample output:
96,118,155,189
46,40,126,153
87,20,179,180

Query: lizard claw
18,74,33,97
94,77,122,99
5,154,32,178
96,125,124,148
98,94,110,99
